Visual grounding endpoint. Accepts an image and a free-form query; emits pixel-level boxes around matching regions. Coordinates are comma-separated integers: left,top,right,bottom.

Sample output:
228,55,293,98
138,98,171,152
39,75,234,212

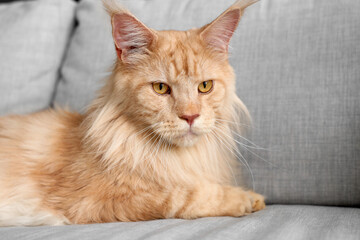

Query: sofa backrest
1,0,359,206
55,0,360,206
0,0,76,115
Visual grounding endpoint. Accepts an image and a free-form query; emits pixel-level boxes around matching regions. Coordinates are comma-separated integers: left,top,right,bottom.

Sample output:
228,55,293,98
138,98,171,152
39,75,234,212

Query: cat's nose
179,114,200,127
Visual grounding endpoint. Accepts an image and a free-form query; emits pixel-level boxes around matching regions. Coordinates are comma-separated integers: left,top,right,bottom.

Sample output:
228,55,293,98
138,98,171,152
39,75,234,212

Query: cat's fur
0,0,264,226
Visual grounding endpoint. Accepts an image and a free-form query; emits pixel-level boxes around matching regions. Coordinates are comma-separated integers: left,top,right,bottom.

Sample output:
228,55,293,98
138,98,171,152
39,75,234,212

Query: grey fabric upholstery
54,0,360,206
234,0,360,207
0,0,358,238
1,205,359,240
54,0,114,112
0,0,76,115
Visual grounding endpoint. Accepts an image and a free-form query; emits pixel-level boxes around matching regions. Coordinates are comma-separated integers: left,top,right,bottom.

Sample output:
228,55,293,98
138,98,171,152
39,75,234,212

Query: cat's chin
171,131,200,147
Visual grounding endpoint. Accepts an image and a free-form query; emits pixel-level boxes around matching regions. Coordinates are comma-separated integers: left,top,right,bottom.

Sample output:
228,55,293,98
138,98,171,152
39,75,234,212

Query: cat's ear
200,0,258,52
104,1,156,63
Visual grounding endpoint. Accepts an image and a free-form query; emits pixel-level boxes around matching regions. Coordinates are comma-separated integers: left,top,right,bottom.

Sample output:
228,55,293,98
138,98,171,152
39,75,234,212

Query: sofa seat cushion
1,205,359,240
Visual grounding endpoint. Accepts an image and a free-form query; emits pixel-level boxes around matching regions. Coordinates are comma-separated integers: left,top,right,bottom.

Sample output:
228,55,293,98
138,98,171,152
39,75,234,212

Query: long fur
0,0,263,226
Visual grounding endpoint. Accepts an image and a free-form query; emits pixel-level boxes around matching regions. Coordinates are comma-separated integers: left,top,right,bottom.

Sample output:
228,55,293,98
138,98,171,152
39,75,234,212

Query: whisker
215,120,265,148
215,118,253,129
128,124,158,156
204,133,221,181
136,128,159,171
210,129,255,190
215,120,274,156
144,132,162,169
230,130,269,150
133,131,161,187
161,136,170,176
209,129,243,186
215,124,278,169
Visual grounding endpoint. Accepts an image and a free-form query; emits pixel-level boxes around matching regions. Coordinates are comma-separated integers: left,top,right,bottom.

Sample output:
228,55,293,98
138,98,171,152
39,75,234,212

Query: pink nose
179,114,200,127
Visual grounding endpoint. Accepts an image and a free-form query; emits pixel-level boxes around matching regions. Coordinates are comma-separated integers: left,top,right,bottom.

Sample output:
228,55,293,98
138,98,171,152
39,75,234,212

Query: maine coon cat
0,0,264,226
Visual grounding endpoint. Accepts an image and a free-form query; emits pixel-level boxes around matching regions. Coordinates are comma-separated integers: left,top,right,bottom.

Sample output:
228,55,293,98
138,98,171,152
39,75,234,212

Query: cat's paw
227,188,266,217
247,191,266,212
226,188,254,217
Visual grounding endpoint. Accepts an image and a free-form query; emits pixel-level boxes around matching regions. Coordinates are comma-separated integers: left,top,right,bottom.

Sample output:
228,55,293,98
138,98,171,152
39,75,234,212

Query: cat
0,0,264,226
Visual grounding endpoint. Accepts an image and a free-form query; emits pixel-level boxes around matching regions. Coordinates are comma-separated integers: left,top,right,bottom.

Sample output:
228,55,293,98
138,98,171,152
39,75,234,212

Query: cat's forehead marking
156,30,203,83
169,49,200,83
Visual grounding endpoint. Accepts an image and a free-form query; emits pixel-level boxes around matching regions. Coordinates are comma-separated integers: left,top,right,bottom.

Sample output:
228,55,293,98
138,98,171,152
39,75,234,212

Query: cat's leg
0,200,69,226
164,183,265,219
0,181,70,226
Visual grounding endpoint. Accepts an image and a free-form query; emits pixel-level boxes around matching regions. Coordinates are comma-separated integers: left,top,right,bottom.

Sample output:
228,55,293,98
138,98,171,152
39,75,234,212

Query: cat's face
108,2,246,147
118,31,235,147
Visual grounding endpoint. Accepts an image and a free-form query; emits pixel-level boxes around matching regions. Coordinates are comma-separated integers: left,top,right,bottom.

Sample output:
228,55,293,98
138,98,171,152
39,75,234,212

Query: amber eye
152,82,170,95
198,80,213,93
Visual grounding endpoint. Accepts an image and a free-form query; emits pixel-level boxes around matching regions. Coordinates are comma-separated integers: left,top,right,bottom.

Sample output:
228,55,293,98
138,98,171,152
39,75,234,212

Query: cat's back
0,109,83,166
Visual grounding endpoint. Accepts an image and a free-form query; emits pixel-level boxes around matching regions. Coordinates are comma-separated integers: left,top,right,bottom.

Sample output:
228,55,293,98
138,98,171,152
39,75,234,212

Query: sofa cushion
0,0,76,115
235,0,360,206
1,205,359,240
54,0,360,206
53,0,114,112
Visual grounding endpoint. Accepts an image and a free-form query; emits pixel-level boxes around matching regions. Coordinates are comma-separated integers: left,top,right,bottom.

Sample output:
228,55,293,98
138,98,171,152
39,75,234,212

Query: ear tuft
103,0,128,17
200,0,258,52
232,0,259,9
103,0,155,63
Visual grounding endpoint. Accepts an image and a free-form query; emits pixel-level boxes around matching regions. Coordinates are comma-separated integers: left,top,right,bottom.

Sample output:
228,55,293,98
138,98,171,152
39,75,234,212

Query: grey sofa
0,0,359,239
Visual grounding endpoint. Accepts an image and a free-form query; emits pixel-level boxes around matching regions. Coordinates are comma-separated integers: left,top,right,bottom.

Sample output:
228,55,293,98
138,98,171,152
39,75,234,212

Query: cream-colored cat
0,0,264,226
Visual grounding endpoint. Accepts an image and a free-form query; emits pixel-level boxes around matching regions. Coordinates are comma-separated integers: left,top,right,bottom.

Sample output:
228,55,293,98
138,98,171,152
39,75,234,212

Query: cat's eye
152,82,170,95
198,80,214,93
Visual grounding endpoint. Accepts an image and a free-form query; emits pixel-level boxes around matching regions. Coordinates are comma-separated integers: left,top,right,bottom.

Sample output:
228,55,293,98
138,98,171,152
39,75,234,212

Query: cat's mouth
170,129,200,147
159,124,209,147
176,129,198,139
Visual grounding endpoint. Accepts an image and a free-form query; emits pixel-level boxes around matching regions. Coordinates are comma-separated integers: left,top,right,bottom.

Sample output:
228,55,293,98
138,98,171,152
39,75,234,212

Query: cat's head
102,0,256,147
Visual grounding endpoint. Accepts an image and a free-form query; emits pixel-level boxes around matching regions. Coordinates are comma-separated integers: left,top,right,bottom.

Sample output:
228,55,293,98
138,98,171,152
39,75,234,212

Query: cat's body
0,108,253,225
0,0,265,226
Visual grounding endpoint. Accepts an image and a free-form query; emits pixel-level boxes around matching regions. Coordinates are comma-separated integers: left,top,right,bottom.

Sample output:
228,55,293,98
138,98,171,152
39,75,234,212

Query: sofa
0,0,359,239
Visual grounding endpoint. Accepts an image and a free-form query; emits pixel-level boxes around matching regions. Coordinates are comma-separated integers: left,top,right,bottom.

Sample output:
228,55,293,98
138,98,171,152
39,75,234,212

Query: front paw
247,191,266,212
225,188,256,216
227,188,265,217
